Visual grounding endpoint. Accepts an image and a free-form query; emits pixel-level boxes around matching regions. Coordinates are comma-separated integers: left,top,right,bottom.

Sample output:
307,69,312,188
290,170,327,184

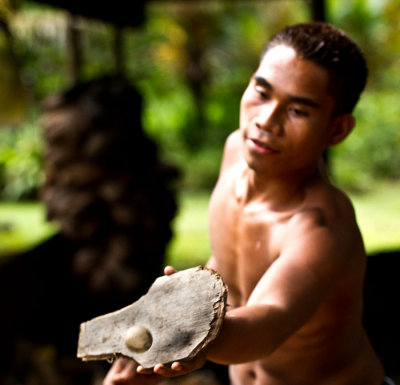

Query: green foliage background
0,0,400,199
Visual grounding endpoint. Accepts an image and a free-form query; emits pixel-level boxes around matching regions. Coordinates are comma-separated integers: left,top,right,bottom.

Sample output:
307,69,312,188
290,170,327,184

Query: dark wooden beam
29,0,145,27
311,0,326,21
113,26,124,76
66,14,82,86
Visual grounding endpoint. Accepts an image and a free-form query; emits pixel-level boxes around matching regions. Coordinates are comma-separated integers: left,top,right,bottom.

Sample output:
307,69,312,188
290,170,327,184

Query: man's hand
103,358,161,385
103,353,207,384
137,350,207,378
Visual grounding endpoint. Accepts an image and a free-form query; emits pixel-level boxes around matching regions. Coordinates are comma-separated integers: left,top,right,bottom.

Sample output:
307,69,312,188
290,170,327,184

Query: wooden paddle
77,266,227,369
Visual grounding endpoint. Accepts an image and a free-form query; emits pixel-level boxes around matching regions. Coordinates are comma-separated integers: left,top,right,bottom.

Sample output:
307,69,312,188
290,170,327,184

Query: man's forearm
205,303,290,365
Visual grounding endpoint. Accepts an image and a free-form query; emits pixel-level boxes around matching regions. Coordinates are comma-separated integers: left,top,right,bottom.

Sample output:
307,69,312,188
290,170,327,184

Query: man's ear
327,114,355,146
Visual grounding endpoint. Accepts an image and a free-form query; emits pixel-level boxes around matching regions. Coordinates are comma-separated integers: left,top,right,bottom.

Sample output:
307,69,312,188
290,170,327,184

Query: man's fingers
136,365,154,374
153,364,169,376
170,362,184,371
152,363,183,377
164,266,177,275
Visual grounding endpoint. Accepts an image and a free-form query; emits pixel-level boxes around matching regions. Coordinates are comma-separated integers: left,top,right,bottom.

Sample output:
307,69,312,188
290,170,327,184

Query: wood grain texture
77,266,227,368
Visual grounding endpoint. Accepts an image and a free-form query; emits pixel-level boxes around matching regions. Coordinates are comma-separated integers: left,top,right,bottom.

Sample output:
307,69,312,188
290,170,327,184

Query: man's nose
254,104,283,135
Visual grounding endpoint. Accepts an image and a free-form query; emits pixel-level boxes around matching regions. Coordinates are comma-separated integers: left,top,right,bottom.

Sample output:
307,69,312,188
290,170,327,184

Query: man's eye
254,86,268,99
289,107,308,117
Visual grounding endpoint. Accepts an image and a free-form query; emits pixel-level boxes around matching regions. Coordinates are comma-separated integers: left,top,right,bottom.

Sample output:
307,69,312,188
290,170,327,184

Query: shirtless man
104,22,387,385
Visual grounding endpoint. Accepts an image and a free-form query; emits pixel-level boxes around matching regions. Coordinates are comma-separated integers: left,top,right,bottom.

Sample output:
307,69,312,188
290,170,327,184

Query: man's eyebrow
254,76,273,90
288,95,320,108
253,75,320,108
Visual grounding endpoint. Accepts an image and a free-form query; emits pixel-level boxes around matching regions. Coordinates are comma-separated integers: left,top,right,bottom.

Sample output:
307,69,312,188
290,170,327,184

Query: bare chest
209,192,288,305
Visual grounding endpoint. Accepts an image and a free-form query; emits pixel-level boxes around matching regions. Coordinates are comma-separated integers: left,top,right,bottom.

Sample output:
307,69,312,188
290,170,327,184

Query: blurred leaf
0,113,43,200
0,23,28,126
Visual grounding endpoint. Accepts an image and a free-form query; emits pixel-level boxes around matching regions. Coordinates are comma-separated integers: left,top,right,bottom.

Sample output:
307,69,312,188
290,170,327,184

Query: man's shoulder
219,130,243,173
289,207,328,229
303,180,356,224
285,183,361,252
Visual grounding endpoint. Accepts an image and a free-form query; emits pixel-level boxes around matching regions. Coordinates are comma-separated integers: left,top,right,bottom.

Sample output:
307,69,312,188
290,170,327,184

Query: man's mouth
246,138,279,155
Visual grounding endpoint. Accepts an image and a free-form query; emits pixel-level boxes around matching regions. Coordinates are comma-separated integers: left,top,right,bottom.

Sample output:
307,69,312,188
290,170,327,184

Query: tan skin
104,45,384,385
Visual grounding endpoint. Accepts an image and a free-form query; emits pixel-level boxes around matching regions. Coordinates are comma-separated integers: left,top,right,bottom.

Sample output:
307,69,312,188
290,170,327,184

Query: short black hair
261,22,368,115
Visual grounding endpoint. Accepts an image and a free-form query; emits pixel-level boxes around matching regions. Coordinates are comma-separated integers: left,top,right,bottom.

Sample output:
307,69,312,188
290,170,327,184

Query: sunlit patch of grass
166,191,212,269
0,202,57,257
348,182,400,254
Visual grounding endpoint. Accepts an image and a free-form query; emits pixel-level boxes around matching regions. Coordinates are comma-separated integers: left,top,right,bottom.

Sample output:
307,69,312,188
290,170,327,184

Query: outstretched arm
150,209,355,373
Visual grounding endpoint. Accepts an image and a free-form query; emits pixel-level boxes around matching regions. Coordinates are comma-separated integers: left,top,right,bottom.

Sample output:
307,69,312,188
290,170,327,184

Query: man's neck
236,162,323,212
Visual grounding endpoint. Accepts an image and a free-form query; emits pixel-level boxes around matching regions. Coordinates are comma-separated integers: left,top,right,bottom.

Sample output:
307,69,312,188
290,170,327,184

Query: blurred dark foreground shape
0,75,180,385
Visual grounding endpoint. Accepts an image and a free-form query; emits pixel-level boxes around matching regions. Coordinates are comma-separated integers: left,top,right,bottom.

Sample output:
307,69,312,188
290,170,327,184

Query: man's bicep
248,219,346,319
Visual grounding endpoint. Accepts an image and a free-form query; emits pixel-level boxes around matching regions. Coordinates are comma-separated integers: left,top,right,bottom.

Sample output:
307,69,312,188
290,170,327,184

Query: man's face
239,44,337,176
